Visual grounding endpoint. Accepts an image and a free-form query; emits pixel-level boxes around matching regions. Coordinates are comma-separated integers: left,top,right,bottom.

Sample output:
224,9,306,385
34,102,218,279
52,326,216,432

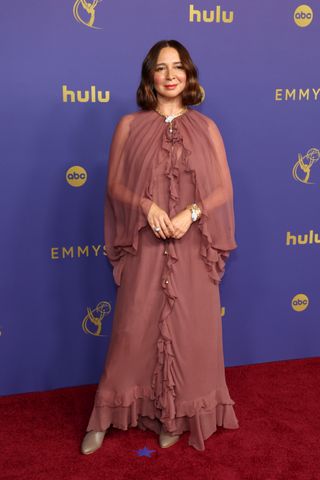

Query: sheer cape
104,108,237,286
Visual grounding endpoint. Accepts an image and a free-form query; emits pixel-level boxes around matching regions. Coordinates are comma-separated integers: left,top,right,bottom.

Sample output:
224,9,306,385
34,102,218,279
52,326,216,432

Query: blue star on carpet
135,446,156,457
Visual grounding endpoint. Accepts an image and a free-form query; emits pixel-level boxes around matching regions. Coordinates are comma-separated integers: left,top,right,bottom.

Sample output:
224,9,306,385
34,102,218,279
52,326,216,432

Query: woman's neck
155,98,184,116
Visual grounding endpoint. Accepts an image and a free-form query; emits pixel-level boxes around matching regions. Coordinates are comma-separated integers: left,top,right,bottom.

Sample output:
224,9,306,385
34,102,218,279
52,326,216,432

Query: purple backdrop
1,1,319,396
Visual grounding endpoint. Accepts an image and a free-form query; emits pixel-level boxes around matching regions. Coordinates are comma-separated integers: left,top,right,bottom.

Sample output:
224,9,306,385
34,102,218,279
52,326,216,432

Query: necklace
154,106,188,133
154,106,188,123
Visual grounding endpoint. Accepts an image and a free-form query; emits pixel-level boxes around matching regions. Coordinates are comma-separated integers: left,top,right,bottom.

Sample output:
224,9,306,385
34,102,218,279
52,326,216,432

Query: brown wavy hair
136,40,203,110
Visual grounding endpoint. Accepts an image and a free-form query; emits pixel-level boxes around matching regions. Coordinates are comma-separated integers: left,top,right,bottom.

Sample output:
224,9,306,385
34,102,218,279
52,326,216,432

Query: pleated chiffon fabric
86,107,239,450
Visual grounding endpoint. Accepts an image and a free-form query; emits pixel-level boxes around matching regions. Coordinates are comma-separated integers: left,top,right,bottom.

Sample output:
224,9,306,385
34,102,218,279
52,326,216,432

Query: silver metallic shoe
81,430,107,455
159,426,180,448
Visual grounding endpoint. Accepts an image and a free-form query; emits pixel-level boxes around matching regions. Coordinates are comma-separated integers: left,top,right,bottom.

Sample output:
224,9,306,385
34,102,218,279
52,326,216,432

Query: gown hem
86,386,239,451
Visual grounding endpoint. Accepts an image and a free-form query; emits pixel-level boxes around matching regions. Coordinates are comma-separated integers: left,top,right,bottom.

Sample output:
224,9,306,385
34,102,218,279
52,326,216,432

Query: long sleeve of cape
104,110,237,286
104,114,154,286
197,119,236,243
194,117,237,284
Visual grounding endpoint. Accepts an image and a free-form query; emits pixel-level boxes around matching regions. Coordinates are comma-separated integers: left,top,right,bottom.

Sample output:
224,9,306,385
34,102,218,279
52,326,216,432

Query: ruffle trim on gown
87,385,239,451
97,118,239,451
149,121,238,447
159,119,231,285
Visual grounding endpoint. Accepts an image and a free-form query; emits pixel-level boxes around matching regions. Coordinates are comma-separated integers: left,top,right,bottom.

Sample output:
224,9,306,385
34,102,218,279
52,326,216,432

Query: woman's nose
166,69,175,80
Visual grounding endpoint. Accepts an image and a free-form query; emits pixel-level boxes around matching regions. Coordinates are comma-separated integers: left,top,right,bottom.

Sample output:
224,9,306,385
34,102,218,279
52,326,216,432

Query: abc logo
291,293,309,312
66,166,87,187
294,5,313,27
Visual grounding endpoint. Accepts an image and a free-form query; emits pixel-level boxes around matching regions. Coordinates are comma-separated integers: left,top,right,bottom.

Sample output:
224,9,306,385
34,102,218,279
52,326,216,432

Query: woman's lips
164,84,177,89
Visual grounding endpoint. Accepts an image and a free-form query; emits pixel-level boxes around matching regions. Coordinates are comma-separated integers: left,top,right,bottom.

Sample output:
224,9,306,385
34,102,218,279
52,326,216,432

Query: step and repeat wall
1,1,319,395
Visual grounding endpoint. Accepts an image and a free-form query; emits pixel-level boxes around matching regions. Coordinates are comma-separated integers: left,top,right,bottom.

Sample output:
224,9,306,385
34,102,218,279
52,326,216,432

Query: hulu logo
286,230,320,246
189,4,234,23
62,85,110,103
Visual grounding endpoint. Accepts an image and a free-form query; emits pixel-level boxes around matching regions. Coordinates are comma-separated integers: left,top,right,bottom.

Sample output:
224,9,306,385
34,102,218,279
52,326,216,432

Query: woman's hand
147,202,176,239
170,209,193,239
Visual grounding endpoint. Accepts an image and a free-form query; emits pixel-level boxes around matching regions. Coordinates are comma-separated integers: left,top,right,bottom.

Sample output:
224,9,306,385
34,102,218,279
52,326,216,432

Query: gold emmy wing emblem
82,301,112,337
73,0,102,29
292,148,320,184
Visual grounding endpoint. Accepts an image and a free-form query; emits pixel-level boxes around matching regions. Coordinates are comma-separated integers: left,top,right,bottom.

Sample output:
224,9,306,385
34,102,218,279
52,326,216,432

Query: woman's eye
155,66,184,71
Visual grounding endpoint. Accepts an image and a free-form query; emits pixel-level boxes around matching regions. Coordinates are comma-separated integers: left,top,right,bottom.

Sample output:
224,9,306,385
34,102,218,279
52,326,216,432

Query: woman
81,39,239,454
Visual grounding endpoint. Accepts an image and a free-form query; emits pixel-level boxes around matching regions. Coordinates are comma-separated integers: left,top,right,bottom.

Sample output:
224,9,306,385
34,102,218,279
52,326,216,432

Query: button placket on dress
162,120,177,289
150,118,182,430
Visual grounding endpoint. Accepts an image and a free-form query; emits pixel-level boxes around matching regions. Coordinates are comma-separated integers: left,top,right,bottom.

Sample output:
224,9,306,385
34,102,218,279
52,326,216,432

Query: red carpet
1,357,319,480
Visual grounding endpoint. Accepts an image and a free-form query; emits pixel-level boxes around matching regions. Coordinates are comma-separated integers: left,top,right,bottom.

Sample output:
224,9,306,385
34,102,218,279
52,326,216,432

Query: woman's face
153,47,187,101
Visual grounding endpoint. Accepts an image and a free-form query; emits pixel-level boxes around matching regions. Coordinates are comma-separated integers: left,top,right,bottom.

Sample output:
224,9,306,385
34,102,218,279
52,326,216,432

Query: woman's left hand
170,209,192,239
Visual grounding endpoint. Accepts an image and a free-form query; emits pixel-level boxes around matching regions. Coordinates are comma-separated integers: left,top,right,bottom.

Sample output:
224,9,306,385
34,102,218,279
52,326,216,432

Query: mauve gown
86,108,239,451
